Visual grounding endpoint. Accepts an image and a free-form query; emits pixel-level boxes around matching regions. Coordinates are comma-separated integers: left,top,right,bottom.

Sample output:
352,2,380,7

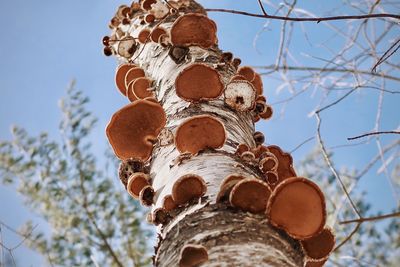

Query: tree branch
205,8,400,22
340,211,400,224
347,130,400,140
372,37,400,72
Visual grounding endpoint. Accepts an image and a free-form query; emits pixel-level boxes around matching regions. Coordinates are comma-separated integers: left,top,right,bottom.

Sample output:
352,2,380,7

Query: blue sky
0,0,399,266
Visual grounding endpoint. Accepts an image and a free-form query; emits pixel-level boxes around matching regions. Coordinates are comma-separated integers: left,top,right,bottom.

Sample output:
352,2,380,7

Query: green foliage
0,82,152,267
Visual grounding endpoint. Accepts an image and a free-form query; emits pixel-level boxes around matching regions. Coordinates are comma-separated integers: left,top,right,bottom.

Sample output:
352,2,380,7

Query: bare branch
257,0,268,16
334,222,361,252
347,130,400,140
340,211,400,224
372,37,400,72
205,8,400,22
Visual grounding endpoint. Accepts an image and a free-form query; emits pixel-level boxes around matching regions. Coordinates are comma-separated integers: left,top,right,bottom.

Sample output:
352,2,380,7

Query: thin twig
372,37,400,72
257,0,268,16
334,222,361,252
290,136,315,153
340,211,400,224
205,8,400,22
347,130,400,140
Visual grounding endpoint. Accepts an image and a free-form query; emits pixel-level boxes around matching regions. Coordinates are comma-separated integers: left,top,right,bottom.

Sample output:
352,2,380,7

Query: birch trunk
111,1,305,266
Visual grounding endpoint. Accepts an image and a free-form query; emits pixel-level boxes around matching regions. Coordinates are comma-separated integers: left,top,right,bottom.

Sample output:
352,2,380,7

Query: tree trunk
109,1,304,266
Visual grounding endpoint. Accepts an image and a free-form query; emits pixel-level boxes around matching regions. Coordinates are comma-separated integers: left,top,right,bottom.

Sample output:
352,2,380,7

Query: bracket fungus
172,174,207,205
124,67,146,91
138,28,151,44
229,178,271,214
259,152,279,173
139,185,155,206
130,77,155,99
301,227,335,261
237,66,256,82
175,63,224,102
170,13,217,48
115,63,137,96
235,143,250,156
175,115,226,154
118,159,144,188
253,131,265,145
106,99,166,161
179,244,209,267
127,172,151,199
267,145,296,182
224,80,256,112
169,46,189,64
264,171,279,186
252,73,264,96
117,36,137,58
162,194,178,212
266,177,326,239
150,27,167,43
142,0,157,10
216,174,245,203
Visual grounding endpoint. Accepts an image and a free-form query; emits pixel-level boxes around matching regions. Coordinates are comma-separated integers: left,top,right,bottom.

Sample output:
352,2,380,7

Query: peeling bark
108,1,305,266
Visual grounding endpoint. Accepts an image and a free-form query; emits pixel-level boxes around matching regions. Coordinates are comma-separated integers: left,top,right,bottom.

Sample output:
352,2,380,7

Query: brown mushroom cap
301,227,335,260
150,27,167,43
145,14,156,23
252,145,269,159
305,259,327,267
142,0,157,10
172,174,207,205
106,100,166,161
259,152,279,173
175,115,226,154
170,13,217,48
115,63,137,96
267,145,296,182
118,159,144,188
124,67,146,90
175,63,224,102
169,46,189,64
179,244,209,267
230,74,247,82
153,208,171,226
139,185,155,206
224,80,256,112
127,172,150,199
237,66,256,82
264,171,279,186
229,178,271,213
126,80,139,102
266,177,326,239
131,77,154,99
117,36,137,58
162,195,177,212
259,104,273,120
216,174,245,203
251,73,264,96
235,143,249,156
138,29,151,44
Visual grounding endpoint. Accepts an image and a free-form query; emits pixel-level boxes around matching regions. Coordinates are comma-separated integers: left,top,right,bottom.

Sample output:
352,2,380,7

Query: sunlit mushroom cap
115,63,137,96
175,115,226,154
124,67,146,91
266,177,326,239
266,145,296,182
106,99,166,161
150,27,167,43
179,244,209,267
142,0,157,10
251,73,264,96
127,172,150,199
216,174,245,203
224,80,256,112
172,174,207,205
170,13,217,48
229,178,271,213
139,185,155,206
301,227,335,260
131,77,154,99
175,63,224,102
237,66,256,82
162,195,177,212
138,29,151,44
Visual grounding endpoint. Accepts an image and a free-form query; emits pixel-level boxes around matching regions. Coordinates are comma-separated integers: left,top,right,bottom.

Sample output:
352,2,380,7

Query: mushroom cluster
104,1,334,266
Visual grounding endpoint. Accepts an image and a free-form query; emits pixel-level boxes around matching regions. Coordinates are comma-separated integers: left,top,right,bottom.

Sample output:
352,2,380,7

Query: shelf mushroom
179,244,209,267
118,159,144,188
127,172,151,199
172,174,207,205
170,13,217,48
175,63,224,102
301,227,335,261
106,99,166,161
224,80,256,112
115,63,137,96
266,177,326,239
216,174,245,203
229,178,271,214
267,145,296,183
175,115,226,154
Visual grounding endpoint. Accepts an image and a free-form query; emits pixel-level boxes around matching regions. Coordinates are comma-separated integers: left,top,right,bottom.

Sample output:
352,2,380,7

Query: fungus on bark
259,105,273,120
139,185,155,206
179,244,209,267
170,13,217,48
253,131,265,145
264,171,279,186
145,14,156,23
117,36,137,58
124,67,146,91
138,28,151,43
237,66,256,82
118,159,144,188
235,143,249,156
301,227,335,261
126,80,139,102
229,178,271,213
162,195,177,212
168,46,189,64
131,77,155,99
267,177,326,239
172,174,207,205
232,58,241,69
149,0,170,19
224,80,256,112
115,63,137,96
230,74,247,82
240,151,256,163
175,115,226,154
142,0,157,10
267,145,296,182
150,27,167,43
153,208,171,226
251,72,264,96
252,144,269,159
106,99,166,161
305,260,327,267
216,174,245,203
259,152,279,173
127,172,151,199
175,63,224,102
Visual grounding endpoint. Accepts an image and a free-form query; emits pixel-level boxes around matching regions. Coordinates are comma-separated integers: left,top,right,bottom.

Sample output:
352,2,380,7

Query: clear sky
0,0,399,266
